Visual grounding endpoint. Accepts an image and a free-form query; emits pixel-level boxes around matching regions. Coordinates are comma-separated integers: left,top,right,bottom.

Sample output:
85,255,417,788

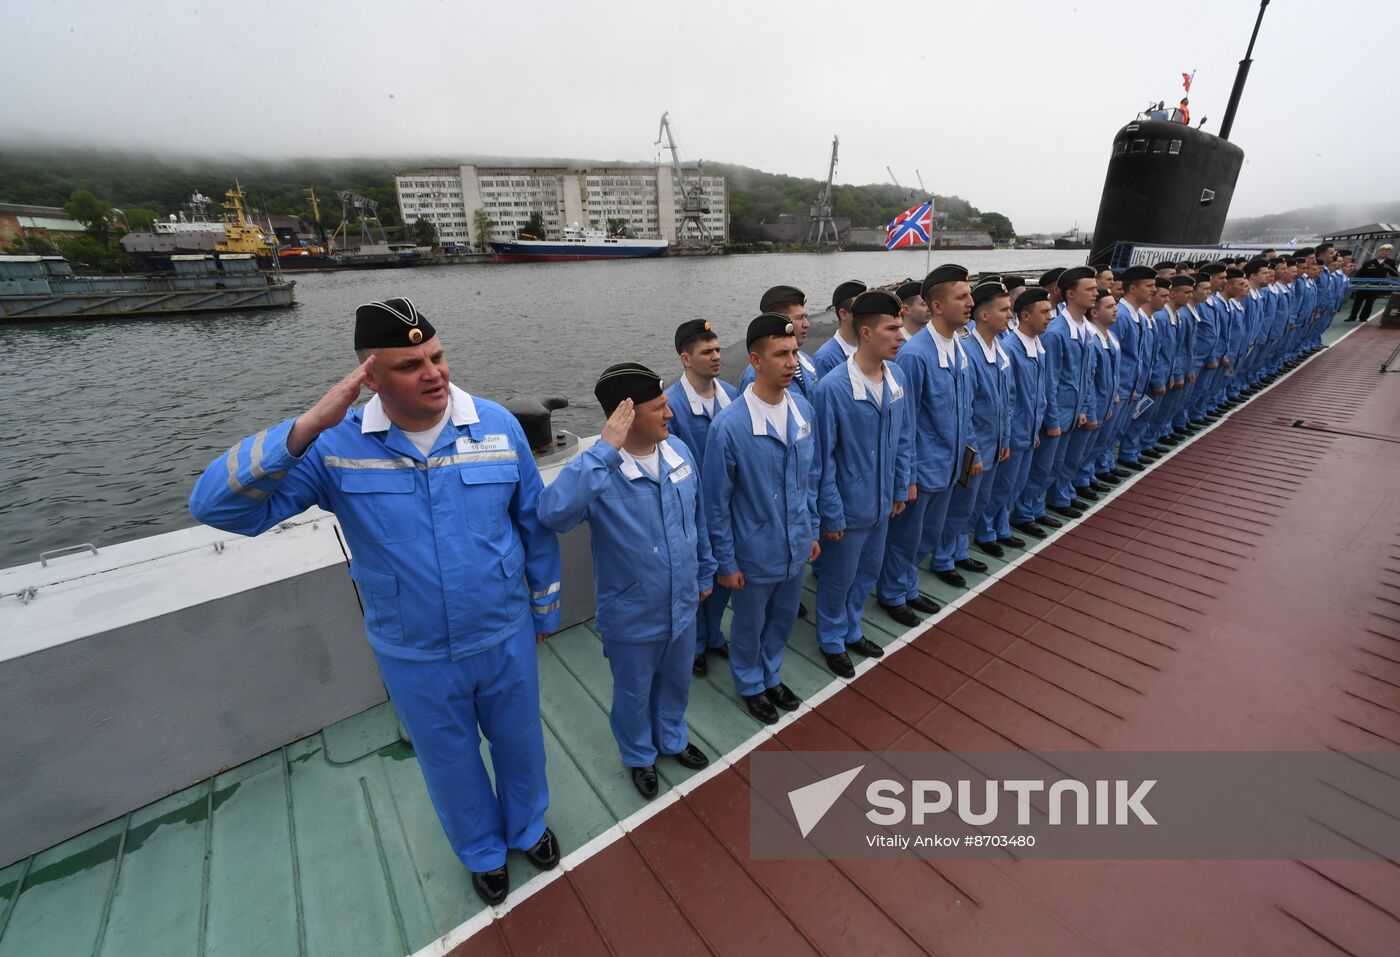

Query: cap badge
408,327,424,344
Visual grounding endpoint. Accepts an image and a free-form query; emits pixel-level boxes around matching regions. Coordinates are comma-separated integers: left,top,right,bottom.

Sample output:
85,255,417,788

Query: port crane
331,189,388,249
654,112,711,246
808,136,840,245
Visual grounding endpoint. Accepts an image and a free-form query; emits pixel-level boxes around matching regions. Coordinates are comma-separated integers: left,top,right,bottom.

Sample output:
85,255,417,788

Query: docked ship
0,252,295,320
490,223,669,263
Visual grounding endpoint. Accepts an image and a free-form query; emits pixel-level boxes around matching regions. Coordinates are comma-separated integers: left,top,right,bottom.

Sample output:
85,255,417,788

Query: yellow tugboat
213,182,272,257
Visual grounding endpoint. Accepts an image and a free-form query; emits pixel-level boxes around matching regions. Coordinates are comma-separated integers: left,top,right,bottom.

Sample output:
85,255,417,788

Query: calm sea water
0,249,1085,568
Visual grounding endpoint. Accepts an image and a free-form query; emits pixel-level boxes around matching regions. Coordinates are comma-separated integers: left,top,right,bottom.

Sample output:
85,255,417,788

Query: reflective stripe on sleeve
532,582,561,600
225,444,271,500
532,599,561,616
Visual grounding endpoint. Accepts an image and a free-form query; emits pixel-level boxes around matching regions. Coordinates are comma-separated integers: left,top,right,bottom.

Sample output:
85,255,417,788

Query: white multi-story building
395,164,728,249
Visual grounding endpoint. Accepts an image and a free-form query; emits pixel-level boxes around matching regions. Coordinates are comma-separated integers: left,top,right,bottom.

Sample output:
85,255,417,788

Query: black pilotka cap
594,362,664,416
1154,276,1172,288
832,280,867,308
1243,258,1269,276
1193,272,1211,284
1225,267,1245,279
851,289,903,317
746,312,796,348
1169,274,1196,288
920,263,970,298
1002,274,1026,292
971,280,1009,307
1095,287,1115,303
759,285,806,312
895,279,923,301
1038,267,1065,288
1120,265,1156,284
1152,260,1176,271
1200,262,1227,276
674,319,715,353
354,297,436,349
1058,265,1096,291
1014,287,1050,313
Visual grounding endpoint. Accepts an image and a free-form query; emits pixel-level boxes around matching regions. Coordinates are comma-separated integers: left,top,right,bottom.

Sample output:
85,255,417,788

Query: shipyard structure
394,164,729,249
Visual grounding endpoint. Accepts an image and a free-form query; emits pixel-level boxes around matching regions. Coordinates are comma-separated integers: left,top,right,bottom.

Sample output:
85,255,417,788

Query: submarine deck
2,315,1398,957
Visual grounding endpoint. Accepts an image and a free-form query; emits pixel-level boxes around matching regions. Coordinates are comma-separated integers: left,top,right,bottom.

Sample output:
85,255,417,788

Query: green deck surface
0,317,1355,956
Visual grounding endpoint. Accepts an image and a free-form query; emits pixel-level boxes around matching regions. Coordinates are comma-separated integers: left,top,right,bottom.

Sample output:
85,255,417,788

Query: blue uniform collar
742,387,809,442
618,439,684,482
846,356,904,403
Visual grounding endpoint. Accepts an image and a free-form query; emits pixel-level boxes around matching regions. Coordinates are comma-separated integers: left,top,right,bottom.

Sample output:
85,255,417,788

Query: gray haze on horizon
5,0,1394,233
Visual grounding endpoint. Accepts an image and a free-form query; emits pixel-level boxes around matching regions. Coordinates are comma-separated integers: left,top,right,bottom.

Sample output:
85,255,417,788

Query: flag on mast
885,200,933,250
1182,69,1195,92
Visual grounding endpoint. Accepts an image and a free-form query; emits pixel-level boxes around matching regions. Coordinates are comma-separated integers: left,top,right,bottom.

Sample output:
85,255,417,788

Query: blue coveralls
1081,327,1121,484
665,375,740,656
1147,308,1182,442
879,326,973,603
1191,295,1228,419
1025,310,1091,513
738,350,819,402
1179,301,1214,424
702,390,821,698
1220,297,1248,401
936,333,1012,569
1109,301,1145,464
189,385,562,874
812,358,912,653
811,331,858,378
1168,306,1197,432
987,329,1046,538
1261,283,1291,376
537,438,714,768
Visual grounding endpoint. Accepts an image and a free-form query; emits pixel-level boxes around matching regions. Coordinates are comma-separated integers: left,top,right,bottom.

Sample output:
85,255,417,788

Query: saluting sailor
664,320,739,677
704,313,822,725
537,363,715,800
738,286,819,401
189,298,563,908
812,290,912,678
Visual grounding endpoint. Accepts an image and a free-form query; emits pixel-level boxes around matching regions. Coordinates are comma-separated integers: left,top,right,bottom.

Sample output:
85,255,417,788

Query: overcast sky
6,0,1394,232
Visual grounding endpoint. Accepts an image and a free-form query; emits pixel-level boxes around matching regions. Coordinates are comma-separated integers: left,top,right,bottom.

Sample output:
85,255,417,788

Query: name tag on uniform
796,422,812,440
668,463,693,483
456,433,510,454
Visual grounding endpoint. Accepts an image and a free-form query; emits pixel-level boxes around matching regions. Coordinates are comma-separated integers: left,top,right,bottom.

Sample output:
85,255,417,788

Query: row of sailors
189,244,1349,904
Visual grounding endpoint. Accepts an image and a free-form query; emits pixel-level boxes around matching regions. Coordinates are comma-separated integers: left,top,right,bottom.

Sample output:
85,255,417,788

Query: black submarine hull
1089,120,1245,267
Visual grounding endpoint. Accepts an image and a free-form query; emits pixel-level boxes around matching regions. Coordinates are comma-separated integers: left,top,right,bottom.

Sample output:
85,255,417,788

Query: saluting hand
601,399,635,450
288,355,375,457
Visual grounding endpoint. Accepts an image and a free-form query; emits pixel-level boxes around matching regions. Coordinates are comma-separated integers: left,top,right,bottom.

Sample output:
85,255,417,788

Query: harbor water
0,249,1086,568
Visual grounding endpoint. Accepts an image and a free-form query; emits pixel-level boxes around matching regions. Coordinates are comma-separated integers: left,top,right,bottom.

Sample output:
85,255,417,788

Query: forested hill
0,148,1015,239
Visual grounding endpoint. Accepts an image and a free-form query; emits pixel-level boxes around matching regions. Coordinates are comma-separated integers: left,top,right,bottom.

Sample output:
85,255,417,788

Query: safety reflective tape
225,444,271,500
324,456,417,470
532,600,561,616
248,429,272,480
532,582,561,600
427,451,518,466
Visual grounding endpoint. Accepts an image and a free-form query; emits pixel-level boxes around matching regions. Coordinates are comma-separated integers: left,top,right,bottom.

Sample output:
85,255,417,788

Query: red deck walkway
451,324,1400,957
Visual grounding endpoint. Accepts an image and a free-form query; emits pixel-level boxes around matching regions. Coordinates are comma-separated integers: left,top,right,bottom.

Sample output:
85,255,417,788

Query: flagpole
925,196,934,274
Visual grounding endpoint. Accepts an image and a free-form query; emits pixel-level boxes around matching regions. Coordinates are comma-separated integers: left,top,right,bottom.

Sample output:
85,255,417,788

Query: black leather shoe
745,693,779,724
1172,428,1191,438
1161,435,1183,446
825,650,855,678
525,827,560,870
1139,449,1161,461
1075,487,1099,502
631,765,659,799
692,654,707,677
669,743,709,770
849,635,885,658
1013,521,1046,539
1097,472,1121,486
879,601,919,627
1090,481,1112,493
797,602,808,618
1118,459,1145,472
1111,467,1133,478
1070,498,1090,510
936,569,967,588
956,557,988,573
1153,444,1171,453
999,535,1027,549
711,642,729,659
1047,504,1082,519
1036,514,1063,528
472,865,509,907
975,539,1005,558
907,594,940,614
766,683,800,712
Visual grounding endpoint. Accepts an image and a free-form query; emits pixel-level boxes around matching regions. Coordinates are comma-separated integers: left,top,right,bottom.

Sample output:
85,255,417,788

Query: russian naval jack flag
885,200,933,250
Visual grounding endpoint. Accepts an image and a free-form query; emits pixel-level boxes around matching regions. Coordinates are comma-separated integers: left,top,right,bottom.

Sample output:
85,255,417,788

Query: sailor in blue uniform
189,299,563,907
538,363,715,800
1182,272,1217,428
812,280,868,377
812,290,912,678
1238,258,1275,391
876,264,974,624
1110,265,1157,471
1191,265,1230,423
1128,278,1169,462
993,288,1053,543
1152,276,1194,446
1219,268,1249,404
1082,288,1122,490
1023,265,1095,522
703,313,821,725
1260,258,1292,378
664,319,739,677
896,278,930,342
738,285,819,401
934,280,1013,574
